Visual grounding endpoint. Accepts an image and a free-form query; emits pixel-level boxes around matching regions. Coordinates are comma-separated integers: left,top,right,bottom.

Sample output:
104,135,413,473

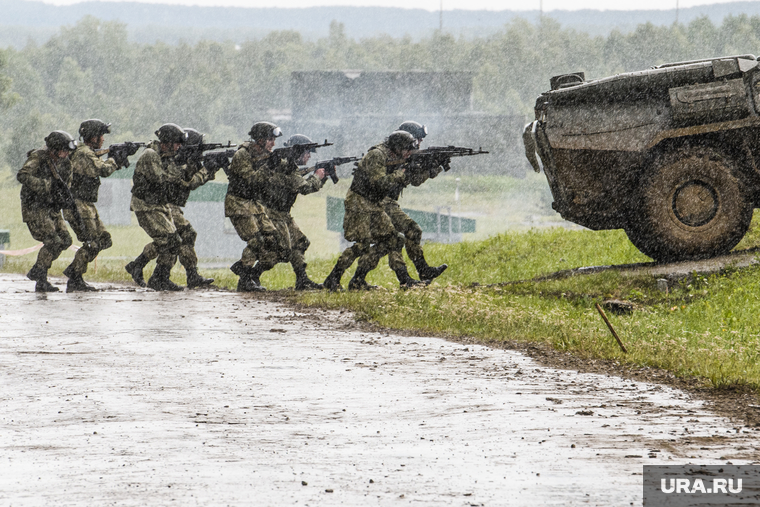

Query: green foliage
3,14,760,173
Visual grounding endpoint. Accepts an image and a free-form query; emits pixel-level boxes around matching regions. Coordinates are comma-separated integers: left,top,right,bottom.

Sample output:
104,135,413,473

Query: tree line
1,13,760,174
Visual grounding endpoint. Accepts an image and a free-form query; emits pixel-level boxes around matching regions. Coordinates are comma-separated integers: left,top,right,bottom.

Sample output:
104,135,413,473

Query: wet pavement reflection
0,273,756,506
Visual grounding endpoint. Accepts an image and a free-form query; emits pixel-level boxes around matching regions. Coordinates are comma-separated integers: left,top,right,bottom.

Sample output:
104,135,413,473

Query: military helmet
45,130,77,152
78,119,111,141
387,130,418,154
248,121,282,141
183,128,204,146
397,121,428,140
283,134,316,152
155,123,187,144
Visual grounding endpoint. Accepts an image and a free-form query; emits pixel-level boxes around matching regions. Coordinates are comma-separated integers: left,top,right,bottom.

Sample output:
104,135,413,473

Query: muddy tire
625,147,752,262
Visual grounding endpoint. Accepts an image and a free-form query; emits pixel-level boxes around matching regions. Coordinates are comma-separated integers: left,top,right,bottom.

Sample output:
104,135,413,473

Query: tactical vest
349,145,388,203
19,149,71,210
227,172,257,201
226,145,264,201
131,155,172,205
71,173,101,203
166,181,191,207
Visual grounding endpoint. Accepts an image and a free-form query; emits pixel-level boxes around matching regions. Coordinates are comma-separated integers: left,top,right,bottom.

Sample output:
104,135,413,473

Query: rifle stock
176,141,237,166
297,155,361,183
269,140,333,171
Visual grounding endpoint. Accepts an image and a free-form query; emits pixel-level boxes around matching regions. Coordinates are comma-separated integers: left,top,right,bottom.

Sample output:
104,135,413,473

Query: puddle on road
0,273,757,506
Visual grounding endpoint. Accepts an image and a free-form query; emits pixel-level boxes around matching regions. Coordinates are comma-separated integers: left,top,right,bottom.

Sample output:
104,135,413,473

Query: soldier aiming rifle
94,141,147,168
296,155,361,184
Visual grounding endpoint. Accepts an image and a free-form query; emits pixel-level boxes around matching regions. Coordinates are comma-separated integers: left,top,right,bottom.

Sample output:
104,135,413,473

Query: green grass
5,168,760,392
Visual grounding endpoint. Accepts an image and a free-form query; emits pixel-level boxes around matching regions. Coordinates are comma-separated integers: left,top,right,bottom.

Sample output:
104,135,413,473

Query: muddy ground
1,272,759,506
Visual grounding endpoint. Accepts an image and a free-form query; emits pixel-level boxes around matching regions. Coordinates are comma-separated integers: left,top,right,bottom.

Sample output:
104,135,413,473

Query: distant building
279,70,528,177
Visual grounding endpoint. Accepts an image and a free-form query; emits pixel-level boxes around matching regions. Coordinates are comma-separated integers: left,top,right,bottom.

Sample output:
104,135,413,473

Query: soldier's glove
112,150,130,169
438,155,452,172
429,164,444,179
322,162,339,184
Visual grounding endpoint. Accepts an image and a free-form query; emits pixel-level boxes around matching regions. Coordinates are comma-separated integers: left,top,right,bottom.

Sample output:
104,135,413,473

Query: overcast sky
40,0,756,11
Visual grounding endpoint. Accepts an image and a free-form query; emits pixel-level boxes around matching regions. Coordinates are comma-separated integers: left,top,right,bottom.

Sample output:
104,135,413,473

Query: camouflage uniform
225,142,287,275
259,162,325,288
135,141,214,273
331,143,411,289
130,147,183,270
384,161,446,279
17,149,73,275
62,144,119,277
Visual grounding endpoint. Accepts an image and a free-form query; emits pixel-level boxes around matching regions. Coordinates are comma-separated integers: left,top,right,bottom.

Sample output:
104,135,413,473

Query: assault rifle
202,148,237,176
94,141,147,168
269,140,333,172
176,141,237,166
298,155,361,184
388,145,489,172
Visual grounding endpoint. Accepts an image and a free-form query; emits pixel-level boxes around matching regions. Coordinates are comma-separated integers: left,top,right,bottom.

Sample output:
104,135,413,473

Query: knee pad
390,232,406,252
179,225,197,246
296,237,310,253
99,231,113,251
351,242,371,257
59,232,73,251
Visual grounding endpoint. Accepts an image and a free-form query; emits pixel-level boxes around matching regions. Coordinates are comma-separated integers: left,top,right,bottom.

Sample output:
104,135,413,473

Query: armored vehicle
523,54,760,261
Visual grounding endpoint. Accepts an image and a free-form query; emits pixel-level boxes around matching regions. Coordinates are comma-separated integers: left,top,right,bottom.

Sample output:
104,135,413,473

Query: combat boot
147,264,184,292
63,265,97,293
27,265,59,292
393,264,427,289
231,262,265,293
249,263,267,290
323,264,345,292
125,254,149,287
65,275,97,293
412,256,448,281
347,267,377,291
186,267,214,289
35,280,60,292
294,265,323,291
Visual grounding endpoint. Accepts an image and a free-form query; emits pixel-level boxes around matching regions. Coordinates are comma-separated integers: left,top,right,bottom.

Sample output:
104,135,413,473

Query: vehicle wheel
625,147,752,262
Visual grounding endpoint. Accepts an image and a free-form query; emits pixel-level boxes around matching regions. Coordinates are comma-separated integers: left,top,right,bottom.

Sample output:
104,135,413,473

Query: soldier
257,134,327,290
17,131,77,292
225,121,283,292
125,123,187,291
60,119,122,292
385,121,448,281
324,130,424,290
124,128,214,289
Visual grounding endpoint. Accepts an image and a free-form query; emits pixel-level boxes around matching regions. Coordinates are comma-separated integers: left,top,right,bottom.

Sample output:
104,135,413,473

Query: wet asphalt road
0,273,756,506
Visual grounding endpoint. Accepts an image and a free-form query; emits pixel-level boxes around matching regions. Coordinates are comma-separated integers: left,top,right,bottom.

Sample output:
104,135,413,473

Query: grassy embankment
3,168,760,390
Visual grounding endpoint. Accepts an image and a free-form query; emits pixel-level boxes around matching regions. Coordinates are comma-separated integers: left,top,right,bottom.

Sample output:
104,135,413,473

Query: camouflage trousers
229,211,283,269
139,204,198,270
383,197,424,270
63,201,112,276
267,208,310,271
134,207,179,267
23,207,72,271
340,191,406,275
